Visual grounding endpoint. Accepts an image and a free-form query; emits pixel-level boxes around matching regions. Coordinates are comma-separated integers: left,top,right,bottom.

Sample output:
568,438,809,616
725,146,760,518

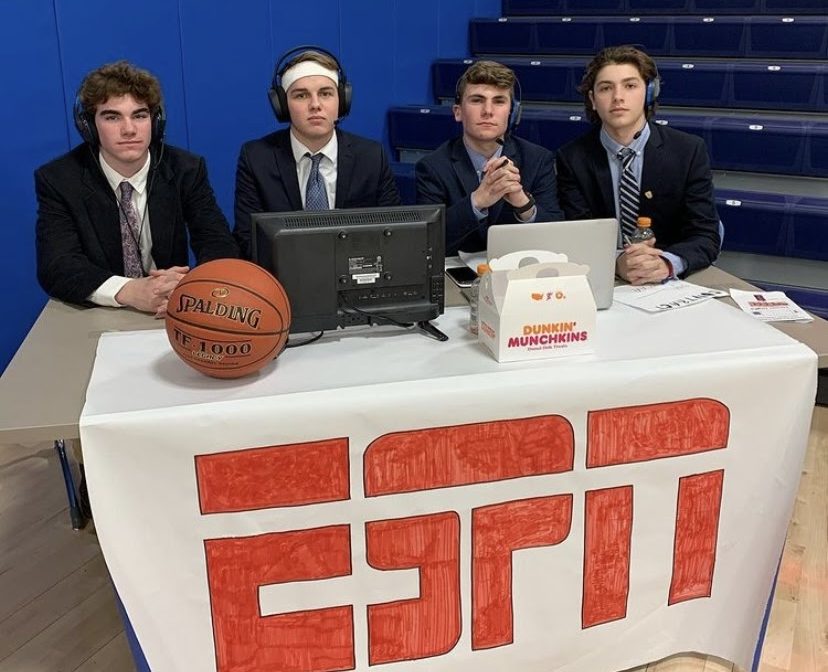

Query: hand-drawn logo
195,399,729,671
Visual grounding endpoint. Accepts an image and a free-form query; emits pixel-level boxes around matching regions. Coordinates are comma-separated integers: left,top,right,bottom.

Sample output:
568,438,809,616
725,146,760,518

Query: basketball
165,259,291,379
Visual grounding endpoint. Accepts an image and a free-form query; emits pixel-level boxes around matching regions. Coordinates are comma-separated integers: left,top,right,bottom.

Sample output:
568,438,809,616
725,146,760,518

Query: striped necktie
118,181,143,278
304,153,329,210
617,147,639,240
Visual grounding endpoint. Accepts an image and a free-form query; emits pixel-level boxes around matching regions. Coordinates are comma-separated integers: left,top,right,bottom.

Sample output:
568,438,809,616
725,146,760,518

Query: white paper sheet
729,288,814,323
614,280,727,312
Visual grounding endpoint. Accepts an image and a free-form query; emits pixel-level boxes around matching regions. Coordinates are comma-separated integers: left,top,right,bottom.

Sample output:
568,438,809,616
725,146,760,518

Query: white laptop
487,218,618,309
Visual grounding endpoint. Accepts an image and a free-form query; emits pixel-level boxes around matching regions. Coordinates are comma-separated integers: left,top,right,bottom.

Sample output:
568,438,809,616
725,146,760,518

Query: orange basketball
165,259,291,379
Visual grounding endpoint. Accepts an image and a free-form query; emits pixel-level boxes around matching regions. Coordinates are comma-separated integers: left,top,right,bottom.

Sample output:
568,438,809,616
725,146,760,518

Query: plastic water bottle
468,263,491,335
630,216,655,244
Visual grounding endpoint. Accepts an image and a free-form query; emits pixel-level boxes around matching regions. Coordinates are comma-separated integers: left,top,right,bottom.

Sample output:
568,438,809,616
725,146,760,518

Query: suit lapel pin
644,190,653,199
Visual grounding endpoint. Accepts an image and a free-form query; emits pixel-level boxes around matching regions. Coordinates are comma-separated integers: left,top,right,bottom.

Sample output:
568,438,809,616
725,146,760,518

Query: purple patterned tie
118,181,143,278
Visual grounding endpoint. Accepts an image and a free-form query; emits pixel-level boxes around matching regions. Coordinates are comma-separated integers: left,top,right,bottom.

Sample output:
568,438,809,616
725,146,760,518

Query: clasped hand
115,265,190,317
616,237,670,285
471,156,531,211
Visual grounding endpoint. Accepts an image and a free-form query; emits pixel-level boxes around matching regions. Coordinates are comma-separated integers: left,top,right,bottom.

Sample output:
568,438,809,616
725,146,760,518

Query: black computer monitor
251,205,445,334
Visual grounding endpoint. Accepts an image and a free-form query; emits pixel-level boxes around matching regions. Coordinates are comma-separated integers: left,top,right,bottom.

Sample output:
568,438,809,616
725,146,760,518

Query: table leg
54,439,86,530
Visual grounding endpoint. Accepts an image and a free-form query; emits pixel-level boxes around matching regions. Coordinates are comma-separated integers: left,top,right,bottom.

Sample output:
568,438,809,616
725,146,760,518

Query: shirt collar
599,122,651,158
290,130,338,164
463,139,504,179
99,151,152,194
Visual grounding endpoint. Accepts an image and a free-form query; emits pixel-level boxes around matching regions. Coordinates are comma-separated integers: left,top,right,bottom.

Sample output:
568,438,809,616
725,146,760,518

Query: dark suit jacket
415,135,564,256
233,128,401,259
556,123,720,276
35,144,239,305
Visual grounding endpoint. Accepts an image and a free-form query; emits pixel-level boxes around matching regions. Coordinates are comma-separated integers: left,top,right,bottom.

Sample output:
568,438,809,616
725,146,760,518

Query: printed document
729,289,813,322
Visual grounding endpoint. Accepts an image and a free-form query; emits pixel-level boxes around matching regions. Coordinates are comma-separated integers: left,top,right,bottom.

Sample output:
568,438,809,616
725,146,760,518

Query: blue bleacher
749,282,828,320
730,63,826,112
808,125,828,175
391,1,828,314
431,58,578,104
431,58,828,113
388,105,828,177
391,160,828,267
470,16,828,59
716,190,790,256
391,161,416,205
502,0,826,15
790,195,828,261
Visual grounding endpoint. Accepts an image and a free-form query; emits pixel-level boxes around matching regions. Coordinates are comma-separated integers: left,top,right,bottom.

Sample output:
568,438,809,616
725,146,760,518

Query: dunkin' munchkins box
477,251,596,362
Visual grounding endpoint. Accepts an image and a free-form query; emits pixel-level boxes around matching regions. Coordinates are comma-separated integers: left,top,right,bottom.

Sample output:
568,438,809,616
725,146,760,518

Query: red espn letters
195,399,729,671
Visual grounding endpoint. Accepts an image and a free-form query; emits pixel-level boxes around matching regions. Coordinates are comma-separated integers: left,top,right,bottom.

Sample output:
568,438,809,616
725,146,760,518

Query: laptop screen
486,218,618,309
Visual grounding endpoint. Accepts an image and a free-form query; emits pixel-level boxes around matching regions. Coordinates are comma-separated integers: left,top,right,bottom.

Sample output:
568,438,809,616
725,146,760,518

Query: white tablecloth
81,300,817,672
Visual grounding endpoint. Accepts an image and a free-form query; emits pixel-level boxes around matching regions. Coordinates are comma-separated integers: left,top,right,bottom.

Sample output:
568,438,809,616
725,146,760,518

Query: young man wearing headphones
233,48,400,259
556,46,720,284
35,61,239,314
415,60,563,256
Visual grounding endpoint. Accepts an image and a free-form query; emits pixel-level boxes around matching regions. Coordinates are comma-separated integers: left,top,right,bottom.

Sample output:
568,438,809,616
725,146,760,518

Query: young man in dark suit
233,48,401,259
415,60,563,256
35,61,239,315
556,46,721,284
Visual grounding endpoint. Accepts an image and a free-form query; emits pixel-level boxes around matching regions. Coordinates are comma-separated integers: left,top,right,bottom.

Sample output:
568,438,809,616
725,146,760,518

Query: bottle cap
477,263,490,275
636,216,652,228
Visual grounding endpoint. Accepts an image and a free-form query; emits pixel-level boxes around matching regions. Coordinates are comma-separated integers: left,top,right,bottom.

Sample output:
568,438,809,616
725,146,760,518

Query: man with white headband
233,48,400,258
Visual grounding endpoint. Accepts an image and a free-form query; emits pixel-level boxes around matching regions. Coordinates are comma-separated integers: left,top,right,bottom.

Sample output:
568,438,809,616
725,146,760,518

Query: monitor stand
416,320,449,342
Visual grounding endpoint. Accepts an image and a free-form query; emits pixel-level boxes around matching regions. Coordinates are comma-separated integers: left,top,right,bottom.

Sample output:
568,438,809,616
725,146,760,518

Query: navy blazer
233,128,401,259
35,144,239,305
556,123,720,276
415,135,563,256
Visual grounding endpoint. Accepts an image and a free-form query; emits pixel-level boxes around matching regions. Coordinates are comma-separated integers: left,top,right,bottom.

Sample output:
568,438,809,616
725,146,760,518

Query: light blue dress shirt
599,124,686,278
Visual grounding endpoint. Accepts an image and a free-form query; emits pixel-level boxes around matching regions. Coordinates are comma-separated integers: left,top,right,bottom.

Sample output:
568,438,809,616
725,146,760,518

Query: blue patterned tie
304,153,329,210
118,181,143,278
617,147,639,240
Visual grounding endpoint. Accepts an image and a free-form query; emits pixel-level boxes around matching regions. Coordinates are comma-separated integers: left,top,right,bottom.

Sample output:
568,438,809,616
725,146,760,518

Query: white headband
281,61,339,93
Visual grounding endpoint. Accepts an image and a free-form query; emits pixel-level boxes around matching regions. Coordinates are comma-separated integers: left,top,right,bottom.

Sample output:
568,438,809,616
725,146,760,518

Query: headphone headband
269,45,352,123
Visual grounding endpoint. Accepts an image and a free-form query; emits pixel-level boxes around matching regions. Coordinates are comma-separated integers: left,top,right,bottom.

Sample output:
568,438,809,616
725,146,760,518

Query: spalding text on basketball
175,293,262,328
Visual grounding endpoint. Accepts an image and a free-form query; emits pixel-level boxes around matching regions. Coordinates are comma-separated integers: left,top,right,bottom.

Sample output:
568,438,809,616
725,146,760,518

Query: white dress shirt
88,152,156,306
290,130,338,208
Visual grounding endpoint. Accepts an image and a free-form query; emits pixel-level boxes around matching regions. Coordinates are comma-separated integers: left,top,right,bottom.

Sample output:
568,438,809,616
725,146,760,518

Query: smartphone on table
445,265,479,288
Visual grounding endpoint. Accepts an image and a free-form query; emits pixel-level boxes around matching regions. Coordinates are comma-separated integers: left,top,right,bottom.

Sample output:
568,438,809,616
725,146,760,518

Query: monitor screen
251,205,445,334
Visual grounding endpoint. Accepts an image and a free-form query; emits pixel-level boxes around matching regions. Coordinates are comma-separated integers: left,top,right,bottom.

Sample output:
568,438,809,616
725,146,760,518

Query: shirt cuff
471,196,488,221
660,251,686,279
88,276,131,307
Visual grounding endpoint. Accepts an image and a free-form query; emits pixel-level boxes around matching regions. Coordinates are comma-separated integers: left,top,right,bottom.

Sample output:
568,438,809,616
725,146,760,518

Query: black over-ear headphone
644,62,661,117
624,44,661,117
73,94,166,148
269,45,352,123
454,64,523,134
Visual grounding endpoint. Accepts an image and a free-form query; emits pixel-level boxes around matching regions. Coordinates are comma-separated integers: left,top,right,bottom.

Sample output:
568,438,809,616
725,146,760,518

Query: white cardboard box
478,261,597,362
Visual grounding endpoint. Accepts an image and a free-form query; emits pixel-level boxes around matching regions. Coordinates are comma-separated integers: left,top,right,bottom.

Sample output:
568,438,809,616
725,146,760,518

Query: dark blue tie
617,147,639,239
305,153,329,210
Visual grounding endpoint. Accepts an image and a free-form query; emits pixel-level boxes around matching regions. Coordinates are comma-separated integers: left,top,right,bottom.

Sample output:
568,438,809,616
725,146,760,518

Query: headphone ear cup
338,81,352,118
509,99,522,132
152,105,166,145
269,86,290,123
73,97,98,146
645,77,660,113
